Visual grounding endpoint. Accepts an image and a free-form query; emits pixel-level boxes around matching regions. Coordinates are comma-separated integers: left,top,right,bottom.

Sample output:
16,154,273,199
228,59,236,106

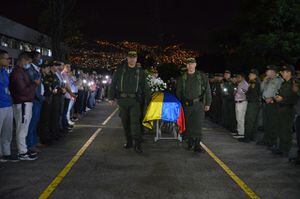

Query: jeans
88,91,96,109
27,100,42,149
67,99,75,123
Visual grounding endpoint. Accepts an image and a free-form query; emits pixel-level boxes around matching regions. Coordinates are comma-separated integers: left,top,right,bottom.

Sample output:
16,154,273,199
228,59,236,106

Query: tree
216,0,300,70
40,0,78,60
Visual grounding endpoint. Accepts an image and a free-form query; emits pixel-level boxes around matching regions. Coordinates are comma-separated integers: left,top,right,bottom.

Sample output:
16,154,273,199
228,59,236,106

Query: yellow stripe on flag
143,92,164,129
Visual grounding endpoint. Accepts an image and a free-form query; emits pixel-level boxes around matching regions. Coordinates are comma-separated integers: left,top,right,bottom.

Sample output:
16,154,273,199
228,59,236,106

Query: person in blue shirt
26,51,45,153
0,50,19,162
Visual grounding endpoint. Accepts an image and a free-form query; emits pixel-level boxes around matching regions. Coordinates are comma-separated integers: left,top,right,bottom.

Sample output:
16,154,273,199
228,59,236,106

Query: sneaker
28,147,41,155
233,135,244,139
68,121,75,126
18,152,38,161
0,155,19,162
72,117,79,122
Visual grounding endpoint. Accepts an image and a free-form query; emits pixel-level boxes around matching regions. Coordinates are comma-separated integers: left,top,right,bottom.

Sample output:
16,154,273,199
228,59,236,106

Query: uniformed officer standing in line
49,62,66,140
215,73,223,124
108,51,150,153
273,65,298,155
258,65,283,147
292,78,300,165
243,69,261,142
227,74,238,133
221,70,232,128
38,62,54,145
176,58,212,153
212,73,223,124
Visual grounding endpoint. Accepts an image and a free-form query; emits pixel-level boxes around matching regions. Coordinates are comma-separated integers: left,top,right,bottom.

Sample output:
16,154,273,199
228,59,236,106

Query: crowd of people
0,50,108,162
1,47,300,165
206,66,300,164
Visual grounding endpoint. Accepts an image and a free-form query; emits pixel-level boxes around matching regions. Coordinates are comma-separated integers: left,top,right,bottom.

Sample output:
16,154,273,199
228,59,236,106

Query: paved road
0,103,299,199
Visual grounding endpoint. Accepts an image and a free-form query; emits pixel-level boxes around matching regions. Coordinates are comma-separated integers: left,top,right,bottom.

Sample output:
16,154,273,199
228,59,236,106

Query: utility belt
183,97,203,107
235,100,246,104
120,93,136,98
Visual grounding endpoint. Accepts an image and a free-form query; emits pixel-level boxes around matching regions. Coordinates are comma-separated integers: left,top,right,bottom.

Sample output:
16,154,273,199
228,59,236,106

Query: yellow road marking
74,124,104,128
102,108,119,125
39,108,118,199
200,142,260,199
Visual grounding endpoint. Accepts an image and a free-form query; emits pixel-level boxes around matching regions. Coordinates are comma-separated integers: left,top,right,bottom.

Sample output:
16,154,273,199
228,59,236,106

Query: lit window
47,49,52,57
1,41,8,47
19,43,24,50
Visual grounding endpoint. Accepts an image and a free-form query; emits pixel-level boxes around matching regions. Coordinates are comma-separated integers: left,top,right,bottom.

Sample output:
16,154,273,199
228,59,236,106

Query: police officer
176,58,212,153
221,70,232,128
243,69,261,142
49,61,66,140
212,73,223,124
227,74,238,133
292,78,300,165
38,62,53,145
259,65,283,147
273,65,298,155
108,51,150,153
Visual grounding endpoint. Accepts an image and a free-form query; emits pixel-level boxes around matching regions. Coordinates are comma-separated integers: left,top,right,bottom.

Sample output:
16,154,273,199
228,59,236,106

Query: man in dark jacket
9,52,39,161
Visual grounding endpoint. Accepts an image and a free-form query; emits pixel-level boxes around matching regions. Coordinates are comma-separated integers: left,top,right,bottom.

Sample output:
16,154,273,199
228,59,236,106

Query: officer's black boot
187,138,194,151
194,138,205,153
296,151,300,165
123,137,133,149
134,138,143,153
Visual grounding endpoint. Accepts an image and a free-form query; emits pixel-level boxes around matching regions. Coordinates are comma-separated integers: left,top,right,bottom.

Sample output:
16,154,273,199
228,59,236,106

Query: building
0,16,52,64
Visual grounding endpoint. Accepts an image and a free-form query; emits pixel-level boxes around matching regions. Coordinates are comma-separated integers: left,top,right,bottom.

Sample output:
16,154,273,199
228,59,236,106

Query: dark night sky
0,0,241,50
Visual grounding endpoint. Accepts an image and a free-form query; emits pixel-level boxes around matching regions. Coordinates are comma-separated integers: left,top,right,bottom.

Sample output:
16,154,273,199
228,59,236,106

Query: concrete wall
0,16,52,60
0,16,51,48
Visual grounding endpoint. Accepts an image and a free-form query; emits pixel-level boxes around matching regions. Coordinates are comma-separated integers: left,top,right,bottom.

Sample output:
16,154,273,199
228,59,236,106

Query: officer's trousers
50,94,63,138
262,103,278,145
117,98,142,141
38,96,52,144
184,102,205,140
245,102,260,140
275,106,294,153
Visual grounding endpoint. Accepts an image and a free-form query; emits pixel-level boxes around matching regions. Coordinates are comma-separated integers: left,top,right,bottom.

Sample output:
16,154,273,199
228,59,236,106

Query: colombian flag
143,92,185,133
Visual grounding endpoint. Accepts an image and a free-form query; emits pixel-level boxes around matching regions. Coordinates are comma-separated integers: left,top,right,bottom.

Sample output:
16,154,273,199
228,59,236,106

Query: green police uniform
244,70,261,142
227,79,237,133
274,66,298,154
176,60,212,152
221,77,233,128
261,67,283,146
211,74,223,124
108,51,150,153
49,71,65,140
38,72,53,144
